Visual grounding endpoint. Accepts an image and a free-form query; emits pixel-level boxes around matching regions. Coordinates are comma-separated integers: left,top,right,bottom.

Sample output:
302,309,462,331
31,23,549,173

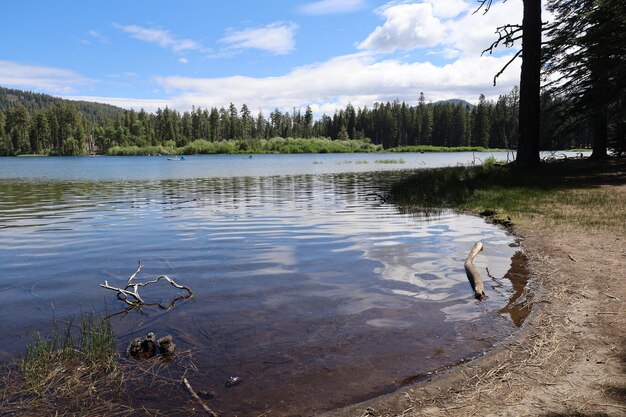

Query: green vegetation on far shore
107,137,382,156
105,139,516,156
388,145,509,153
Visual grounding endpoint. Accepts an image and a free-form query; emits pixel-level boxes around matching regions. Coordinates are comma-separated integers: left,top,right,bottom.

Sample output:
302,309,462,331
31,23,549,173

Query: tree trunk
590,108,608,159
516,0,542,169
590,64,609,159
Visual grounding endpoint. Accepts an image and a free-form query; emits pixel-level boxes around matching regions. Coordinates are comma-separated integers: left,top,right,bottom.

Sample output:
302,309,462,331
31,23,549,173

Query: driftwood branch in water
182,377,220,417
100,261,194,311
465,242,487,300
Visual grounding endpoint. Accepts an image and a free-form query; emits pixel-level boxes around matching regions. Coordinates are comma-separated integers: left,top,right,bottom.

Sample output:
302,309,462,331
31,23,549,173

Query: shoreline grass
1,314,130,416
105,140,513,156
388,145,509,153
6,142,587,157
391,158,626,231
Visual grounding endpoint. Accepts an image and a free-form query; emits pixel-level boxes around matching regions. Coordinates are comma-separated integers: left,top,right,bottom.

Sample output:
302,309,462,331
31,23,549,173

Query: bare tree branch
101,261,194,313
473,0,496,15
482,24,523,56
493,49,523,85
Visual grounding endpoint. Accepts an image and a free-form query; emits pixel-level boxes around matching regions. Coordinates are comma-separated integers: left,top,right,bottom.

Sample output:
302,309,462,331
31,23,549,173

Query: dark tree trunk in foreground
589,53,609,159
590,108,608,159
516,0,542,169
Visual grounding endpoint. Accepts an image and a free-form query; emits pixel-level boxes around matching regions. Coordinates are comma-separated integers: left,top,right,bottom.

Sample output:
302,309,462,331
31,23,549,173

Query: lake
0,152,531,415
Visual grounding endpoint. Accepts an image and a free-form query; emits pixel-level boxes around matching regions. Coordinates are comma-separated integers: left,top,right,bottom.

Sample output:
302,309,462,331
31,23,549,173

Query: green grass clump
107,144,177,156
3,314,125,415
375,158,406,164
21,314,118,389
180,139,240,154
261,137,380,153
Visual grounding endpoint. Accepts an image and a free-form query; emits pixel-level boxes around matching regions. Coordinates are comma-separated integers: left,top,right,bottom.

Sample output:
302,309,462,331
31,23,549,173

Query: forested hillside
0,87,125,124
0,86,594,156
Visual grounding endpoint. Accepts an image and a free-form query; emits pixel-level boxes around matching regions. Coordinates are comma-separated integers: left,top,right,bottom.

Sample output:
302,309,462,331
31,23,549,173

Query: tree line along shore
0,86,608,157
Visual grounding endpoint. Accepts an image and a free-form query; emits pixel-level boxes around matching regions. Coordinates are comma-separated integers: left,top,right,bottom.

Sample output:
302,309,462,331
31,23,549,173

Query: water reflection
0,171,528,415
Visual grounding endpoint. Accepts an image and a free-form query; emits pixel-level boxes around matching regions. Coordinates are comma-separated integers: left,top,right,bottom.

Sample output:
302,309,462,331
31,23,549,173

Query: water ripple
0,167,527,416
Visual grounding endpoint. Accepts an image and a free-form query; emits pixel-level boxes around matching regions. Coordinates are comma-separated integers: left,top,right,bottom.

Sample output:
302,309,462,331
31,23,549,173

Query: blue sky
0,0,524,114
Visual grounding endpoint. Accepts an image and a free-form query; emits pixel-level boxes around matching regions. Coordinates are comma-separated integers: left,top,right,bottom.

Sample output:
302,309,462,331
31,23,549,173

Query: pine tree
304,106,313,138
240,104,251,141
30,112,51,154
545,0,626,158
6,105,31,154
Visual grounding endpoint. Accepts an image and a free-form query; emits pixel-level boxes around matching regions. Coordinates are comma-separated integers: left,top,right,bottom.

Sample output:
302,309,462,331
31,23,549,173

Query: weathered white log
465,242,487,300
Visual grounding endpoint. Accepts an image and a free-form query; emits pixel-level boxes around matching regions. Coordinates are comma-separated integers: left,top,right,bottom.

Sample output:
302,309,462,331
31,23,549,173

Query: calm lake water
0,153,531,415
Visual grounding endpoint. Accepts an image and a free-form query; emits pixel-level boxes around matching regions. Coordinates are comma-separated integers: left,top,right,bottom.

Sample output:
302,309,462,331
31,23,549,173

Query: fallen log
465,242,487,300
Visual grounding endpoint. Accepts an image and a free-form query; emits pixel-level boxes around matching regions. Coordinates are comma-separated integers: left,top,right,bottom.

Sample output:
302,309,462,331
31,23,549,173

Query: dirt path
324,170,626,416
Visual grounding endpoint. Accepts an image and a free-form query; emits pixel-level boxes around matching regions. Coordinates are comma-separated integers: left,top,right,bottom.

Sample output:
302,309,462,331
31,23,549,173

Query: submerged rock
198,390,216,399
225,376,241,387
126,332,157,359
157,335,176,357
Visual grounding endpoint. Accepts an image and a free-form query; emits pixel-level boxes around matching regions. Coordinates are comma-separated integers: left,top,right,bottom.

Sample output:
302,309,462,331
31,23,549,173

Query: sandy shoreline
324,173,626,416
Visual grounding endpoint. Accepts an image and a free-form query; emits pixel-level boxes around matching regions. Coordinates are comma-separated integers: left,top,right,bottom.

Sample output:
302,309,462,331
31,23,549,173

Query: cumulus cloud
0,60,92,94
154,52,520,114
219,22,298,55
298,0,366,15
358,0,522,57
62,1,525,115
358,3,446,53
426,0,470,19
444,0,523,57
115,24,203,53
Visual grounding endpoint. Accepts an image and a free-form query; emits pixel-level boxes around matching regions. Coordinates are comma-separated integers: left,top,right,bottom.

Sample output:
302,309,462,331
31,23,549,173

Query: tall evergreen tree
303,106,313,138
240,104,251,141
545,0,626,158
30,112,51,154
480,0,542,168
6,105,31,154
0,110,8,155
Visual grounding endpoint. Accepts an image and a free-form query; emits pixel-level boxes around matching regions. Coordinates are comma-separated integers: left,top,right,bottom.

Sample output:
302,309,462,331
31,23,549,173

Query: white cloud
425,0,470,19
0,60,91,94
298,0,366,15
358,3,446,53
16,1,525,117
115,24,203,53
428,48,461,59
358,0,522,57
154,52,520,115
178,57,189,64
219,22,298,55
88,30,110,44
444,0,523,57
62,95,173,113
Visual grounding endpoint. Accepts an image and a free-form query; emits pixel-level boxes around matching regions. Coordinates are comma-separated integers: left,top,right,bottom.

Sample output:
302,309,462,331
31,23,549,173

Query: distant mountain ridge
0,86,126,124
434,98,475,108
